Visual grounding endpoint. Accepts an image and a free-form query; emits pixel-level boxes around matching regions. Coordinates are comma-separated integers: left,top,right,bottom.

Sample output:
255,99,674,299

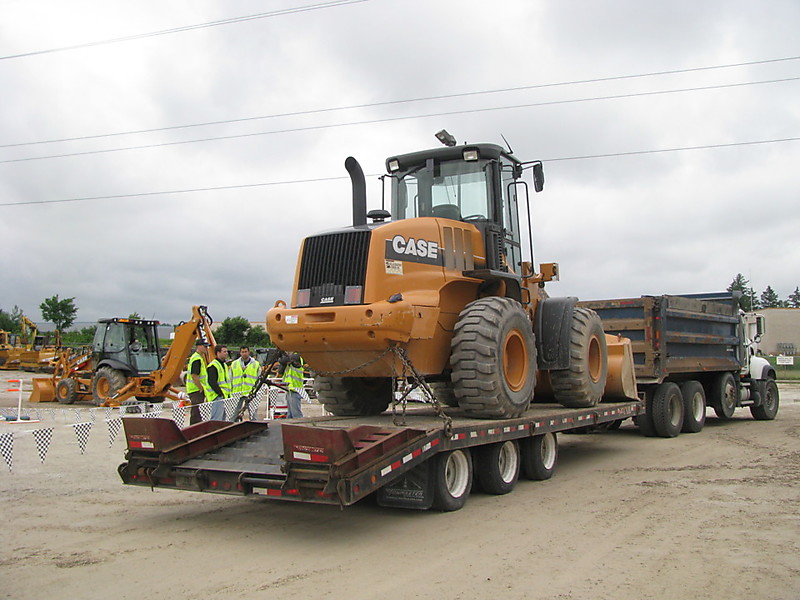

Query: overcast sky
1,0,798,328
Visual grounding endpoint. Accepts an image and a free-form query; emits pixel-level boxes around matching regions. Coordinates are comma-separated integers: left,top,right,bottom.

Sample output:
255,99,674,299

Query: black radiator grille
297,230,371,305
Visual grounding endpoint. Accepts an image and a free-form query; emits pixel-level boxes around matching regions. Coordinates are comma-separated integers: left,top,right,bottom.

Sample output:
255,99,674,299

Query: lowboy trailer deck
119,400,641,511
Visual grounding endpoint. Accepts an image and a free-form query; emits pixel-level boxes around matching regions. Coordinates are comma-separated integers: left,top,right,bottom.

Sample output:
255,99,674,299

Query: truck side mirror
532,163,545,193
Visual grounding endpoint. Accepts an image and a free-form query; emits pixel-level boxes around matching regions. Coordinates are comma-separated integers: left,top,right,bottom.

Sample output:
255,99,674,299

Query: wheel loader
266,136,636,419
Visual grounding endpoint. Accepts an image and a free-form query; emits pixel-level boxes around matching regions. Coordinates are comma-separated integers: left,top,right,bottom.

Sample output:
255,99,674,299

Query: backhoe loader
267,136,636,419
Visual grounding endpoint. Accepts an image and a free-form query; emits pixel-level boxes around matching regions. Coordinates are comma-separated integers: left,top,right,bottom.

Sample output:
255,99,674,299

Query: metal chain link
391,346,453,436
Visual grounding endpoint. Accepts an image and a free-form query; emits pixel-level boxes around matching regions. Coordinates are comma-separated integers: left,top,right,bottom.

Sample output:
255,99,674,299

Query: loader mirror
532,163,545,193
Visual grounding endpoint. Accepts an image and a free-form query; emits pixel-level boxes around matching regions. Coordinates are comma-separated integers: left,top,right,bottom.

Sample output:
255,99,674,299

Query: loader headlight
463,148,479,161
388,159,400,172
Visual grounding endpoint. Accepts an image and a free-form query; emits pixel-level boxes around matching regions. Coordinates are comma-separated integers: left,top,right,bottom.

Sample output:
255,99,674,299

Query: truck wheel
432,449,473,511
635,388,657,437
451,297,536,419
92,367,127,406
428,381,459,407
520,433,558,480
550,308,608,408
313,376,392,416
680,380,706,433
750,379,779,420
651,382,683,438
475,440,520,494
710,372,738,419
55,378,78,404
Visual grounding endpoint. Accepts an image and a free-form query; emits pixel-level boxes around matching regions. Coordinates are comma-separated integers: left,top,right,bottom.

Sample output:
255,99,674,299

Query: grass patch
763,355,800,380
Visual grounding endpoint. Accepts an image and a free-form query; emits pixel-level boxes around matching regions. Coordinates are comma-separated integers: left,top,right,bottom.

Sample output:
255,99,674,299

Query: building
756,308,800,355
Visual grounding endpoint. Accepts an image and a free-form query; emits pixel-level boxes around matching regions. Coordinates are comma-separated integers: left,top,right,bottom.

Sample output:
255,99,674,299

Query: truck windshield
392,159,492,221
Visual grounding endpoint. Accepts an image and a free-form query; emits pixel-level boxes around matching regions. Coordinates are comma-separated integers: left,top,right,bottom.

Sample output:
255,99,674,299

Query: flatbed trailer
119,400,641,511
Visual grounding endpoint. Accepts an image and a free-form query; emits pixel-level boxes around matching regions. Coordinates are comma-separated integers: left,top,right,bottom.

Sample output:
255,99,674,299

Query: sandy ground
0,371,798,600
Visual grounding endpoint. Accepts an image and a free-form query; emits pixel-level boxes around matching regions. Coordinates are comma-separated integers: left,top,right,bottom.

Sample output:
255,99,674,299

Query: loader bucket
30,377,56,403
604,334,638,400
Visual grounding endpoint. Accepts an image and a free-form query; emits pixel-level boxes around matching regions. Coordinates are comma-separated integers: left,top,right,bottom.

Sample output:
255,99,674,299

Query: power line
0,0,367,61
4,55,799,149
2,135,798,208
1,77,797,165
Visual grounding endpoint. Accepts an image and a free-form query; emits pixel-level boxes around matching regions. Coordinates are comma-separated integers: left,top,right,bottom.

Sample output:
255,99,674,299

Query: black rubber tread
520,433,558,480
709,372,738,419
750,379,779,421
450,297,536,419
680,380,706,433
475,440,520,494
635,388,657,437
313,376,392,416
56,378,78,404
549,307,608,408
428,381,459,407
431,449,473,511
91,366,127,406
651,382,684,438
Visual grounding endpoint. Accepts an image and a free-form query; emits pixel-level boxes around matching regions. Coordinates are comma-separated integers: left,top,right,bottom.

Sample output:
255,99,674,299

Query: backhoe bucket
30,378,56,403
603,334,637,400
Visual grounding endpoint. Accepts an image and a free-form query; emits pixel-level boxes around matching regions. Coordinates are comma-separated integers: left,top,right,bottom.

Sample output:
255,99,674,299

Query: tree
788,287,800,309
0,305,23,332
214,316,251,345
727,274,758,311
39,295,78,332
128,312,141,320
245,324,271,348
62,326,97,345
759,286,782,308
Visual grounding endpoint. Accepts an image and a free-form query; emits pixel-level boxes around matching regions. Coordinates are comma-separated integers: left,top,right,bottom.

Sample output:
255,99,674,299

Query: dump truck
580,292,779,437
266,137,636,419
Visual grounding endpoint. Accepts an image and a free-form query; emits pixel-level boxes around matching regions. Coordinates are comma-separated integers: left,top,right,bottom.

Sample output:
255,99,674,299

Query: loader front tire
451,296,536,419
428,381,459,407
550,307,608,408
92,367,127,406
314,376,392,416
56,378,78,404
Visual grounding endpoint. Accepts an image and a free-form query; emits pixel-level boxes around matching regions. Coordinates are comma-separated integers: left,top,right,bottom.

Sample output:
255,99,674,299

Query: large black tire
709,372,738,419
680,380,706,433
651,382,683,438
428,381,459,407
750,379,779,421
550,307,608,408
520,433,558,480
475,440,520,495
431,449,473,511
92,366,127,406
55,378,78,404
635,387,657,437
451,297,536,419
313,376,392,416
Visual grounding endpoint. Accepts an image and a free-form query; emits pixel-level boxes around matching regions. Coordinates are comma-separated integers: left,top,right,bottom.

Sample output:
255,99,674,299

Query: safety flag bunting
198,402,212,422
72,422,93,455
0,432,12,472
31,427,53,464
107,418,122,447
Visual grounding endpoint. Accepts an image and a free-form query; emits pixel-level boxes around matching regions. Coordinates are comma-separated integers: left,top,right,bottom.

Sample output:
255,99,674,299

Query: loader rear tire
451,297,535,419
428,381,459,407
92,367,127,406
314,376,392,416
550,308,608,408
56,378,78,404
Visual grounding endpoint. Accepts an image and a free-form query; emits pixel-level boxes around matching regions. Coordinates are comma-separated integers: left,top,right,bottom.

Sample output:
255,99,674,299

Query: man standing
230,346,261,420
280,352,305,419
204,344,230,421
186,339,208,425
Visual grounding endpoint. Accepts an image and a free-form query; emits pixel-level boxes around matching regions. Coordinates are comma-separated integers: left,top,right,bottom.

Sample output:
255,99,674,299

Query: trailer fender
534,297,579,370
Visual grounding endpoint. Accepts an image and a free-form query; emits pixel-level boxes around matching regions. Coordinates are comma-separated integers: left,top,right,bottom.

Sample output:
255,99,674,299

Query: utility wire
1,77,797,165
4,55,799,149
2,135,798,208
0,0,367,61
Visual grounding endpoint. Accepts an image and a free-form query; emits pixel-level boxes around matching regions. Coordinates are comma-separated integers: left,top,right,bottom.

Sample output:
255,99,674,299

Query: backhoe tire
750,378,779,421
451,297,536,419
549,307,608,408
55,378,78,404
680,380,706,433
709,372,738,419
313,376,392,416
428,381,459,407
92,367,127,406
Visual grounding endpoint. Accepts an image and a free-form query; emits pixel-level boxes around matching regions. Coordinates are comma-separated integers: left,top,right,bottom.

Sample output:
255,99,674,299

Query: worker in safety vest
204,344,231,420
186,339,209,425
279,352,305,418
229,345,262,420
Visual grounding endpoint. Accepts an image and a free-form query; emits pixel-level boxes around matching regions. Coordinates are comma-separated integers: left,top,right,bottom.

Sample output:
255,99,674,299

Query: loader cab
92,318,162,375
386,143,542,272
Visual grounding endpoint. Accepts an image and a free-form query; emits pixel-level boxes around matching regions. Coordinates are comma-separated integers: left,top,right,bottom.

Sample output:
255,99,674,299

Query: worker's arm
207,365,223,398
190,359,202,388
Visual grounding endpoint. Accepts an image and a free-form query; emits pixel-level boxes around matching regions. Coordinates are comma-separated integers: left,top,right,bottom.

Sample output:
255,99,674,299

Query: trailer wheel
680,380,706,433
92,367,127,406
313,376,392,416
750,379,779,421
520,433,558,480
55,378,78,404
651,382,683,438
710,372,738,419
451,297,535,419
475,440,520,494
550,308,608,408
428,381,459,407
432,449,473,511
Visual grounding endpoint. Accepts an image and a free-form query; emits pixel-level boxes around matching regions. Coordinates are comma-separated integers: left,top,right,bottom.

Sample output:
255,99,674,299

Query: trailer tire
635,388,657,437
651,382,683,438
56,378,78,404
680,380,706,433
750,379,779,421
549,308,608,408
710,372,738,419
520,433,558,480
92,367,127,406
313,376,392,416
451,297,535,419
432,449,473,512
428,381,459,407
475,440,520,494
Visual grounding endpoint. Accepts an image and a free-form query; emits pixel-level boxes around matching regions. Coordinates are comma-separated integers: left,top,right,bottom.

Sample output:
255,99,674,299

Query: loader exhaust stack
346,156,367,227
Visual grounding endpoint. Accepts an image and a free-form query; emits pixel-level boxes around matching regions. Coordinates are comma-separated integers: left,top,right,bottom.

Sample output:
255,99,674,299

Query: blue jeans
287,390,303,418
210,396,226,421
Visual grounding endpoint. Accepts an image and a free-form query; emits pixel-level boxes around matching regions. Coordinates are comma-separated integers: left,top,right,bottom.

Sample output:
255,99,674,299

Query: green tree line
727,274,800,311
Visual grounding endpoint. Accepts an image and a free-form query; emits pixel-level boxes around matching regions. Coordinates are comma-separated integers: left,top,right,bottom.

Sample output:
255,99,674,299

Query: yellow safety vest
282,357,305,392
231,357,260,395
204,359,231,402
186,352,207,394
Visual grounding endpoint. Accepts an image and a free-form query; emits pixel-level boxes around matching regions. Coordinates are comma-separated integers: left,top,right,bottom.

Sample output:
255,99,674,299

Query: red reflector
210,481,218,488
296,289,311,307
